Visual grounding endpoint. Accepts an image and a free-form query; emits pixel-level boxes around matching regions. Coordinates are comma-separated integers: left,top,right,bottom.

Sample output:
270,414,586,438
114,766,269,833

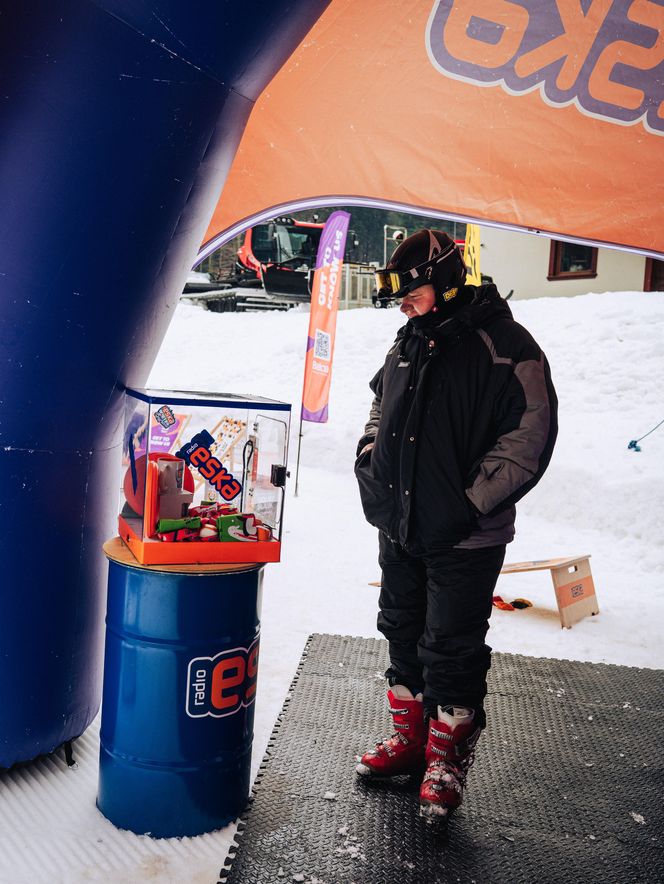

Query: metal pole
384,225,406,266
294,412,304,497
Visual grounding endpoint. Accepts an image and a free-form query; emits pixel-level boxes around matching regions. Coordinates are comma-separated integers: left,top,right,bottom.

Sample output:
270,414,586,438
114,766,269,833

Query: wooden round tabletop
103,537,262,574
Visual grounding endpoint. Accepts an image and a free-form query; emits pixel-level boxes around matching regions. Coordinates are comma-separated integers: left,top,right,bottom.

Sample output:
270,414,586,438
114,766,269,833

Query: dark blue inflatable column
0,0,329,767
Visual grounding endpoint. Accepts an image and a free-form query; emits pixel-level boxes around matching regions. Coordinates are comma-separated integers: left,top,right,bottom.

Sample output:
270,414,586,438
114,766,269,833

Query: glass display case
118,388,290,564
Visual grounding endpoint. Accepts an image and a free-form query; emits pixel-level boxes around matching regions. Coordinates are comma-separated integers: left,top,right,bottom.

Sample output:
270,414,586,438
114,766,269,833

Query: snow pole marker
628,415,664,452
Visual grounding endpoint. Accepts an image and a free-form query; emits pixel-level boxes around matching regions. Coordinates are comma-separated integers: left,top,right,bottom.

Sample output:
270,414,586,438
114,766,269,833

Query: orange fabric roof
204,0,664,257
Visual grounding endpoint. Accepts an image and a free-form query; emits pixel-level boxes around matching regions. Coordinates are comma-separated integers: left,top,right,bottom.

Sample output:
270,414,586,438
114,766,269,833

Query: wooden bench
500,555,599,629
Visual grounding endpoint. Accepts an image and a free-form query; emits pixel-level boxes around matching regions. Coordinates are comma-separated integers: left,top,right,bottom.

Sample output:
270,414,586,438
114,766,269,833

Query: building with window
479,225,663,299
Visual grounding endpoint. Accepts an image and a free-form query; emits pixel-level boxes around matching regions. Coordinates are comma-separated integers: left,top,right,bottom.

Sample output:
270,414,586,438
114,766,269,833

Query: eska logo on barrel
186,639,259,718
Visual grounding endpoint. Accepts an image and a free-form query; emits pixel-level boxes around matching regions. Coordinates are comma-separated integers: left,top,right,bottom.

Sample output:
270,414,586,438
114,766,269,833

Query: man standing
354,229,558,820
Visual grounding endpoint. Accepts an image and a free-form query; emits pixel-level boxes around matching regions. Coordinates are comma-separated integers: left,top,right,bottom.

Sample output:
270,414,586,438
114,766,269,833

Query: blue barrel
98,538,263,837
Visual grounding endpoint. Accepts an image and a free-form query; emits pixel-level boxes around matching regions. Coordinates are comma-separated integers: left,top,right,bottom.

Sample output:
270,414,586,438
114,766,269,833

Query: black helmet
375,229,467,304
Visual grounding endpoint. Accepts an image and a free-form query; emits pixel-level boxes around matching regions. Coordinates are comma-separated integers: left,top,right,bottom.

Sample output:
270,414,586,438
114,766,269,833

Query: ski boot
356,685,426,778
419,706,480,822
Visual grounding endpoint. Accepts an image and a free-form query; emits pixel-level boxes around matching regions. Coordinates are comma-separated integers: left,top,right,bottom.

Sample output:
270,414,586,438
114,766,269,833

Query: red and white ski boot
419,706,480,821
356,685,426,778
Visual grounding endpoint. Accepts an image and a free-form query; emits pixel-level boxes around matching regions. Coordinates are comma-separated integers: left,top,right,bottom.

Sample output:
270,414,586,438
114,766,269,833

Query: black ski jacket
355,284,558,552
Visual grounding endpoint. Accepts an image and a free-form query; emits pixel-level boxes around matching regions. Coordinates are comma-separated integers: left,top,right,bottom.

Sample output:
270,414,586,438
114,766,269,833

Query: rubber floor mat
220,634,664,884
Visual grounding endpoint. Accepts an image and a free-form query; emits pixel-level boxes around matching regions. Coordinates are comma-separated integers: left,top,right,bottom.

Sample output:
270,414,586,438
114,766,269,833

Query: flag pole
294,411,304,497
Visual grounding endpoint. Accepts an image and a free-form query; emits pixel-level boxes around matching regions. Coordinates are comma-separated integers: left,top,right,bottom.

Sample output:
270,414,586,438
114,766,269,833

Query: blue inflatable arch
0,0,329,768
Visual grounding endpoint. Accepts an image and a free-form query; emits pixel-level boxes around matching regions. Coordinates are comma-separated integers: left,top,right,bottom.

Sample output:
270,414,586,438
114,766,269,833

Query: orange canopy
204,0,664,257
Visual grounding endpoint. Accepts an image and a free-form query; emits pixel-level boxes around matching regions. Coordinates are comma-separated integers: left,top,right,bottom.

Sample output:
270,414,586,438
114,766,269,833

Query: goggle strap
407,241,457,283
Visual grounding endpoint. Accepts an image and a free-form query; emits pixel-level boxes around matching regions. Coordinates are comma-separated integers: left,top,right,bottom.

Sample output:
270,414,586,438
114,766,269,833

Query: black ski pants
377,532,506,727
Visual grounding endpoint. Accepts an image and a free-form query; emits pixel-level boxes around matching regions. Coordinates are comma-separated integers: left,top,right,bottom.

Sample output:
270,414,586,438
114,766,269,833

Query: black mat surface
219,635,664,884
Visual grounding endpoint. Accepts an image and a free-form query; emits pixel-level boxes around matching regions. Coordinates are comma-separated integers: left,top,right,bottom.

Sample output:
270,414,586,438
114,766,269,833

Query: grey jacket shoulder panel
466,321,557,518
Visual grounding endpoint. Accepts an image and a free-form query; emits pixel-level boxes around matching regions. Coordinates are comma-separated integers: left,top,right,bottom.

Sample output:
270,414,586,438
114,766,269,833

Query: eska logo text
176,429,242,501
186,639,259,718
427,0,664,135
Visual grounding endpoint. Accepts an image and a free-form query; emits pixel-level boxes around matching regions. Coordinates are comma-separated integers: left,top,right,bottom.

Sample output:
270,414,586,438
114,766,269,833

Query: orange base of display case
118,517,282,565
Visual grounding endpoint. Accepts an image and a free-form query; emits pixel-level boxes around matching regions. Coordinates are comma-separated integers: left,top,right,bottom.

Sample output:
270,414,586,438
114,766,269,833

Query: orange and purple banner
203,1,664,259
301,210,350,423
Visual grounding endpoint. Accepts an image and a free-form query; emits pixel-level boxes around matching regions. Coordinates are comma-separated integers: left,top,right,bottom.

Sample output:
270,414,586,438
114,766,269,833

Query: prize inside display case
118,388,291,564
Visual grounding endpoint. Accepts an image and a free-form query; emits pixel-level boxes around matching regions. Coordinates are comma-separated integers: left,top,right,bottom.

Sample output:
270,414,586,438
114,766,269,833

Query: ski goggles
374,241,458,299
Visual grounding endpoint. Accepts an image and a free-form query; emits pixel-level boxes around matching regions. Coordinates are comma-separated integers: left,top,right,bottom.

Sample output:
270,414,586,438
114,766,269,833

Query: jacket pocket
467,460,505,516
354,451,394,532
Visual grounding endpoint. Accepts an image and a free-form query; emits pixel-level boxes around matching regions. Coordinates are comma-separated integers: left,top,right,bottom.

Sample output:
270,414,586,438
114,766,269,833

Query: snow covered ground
2,291,663,883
